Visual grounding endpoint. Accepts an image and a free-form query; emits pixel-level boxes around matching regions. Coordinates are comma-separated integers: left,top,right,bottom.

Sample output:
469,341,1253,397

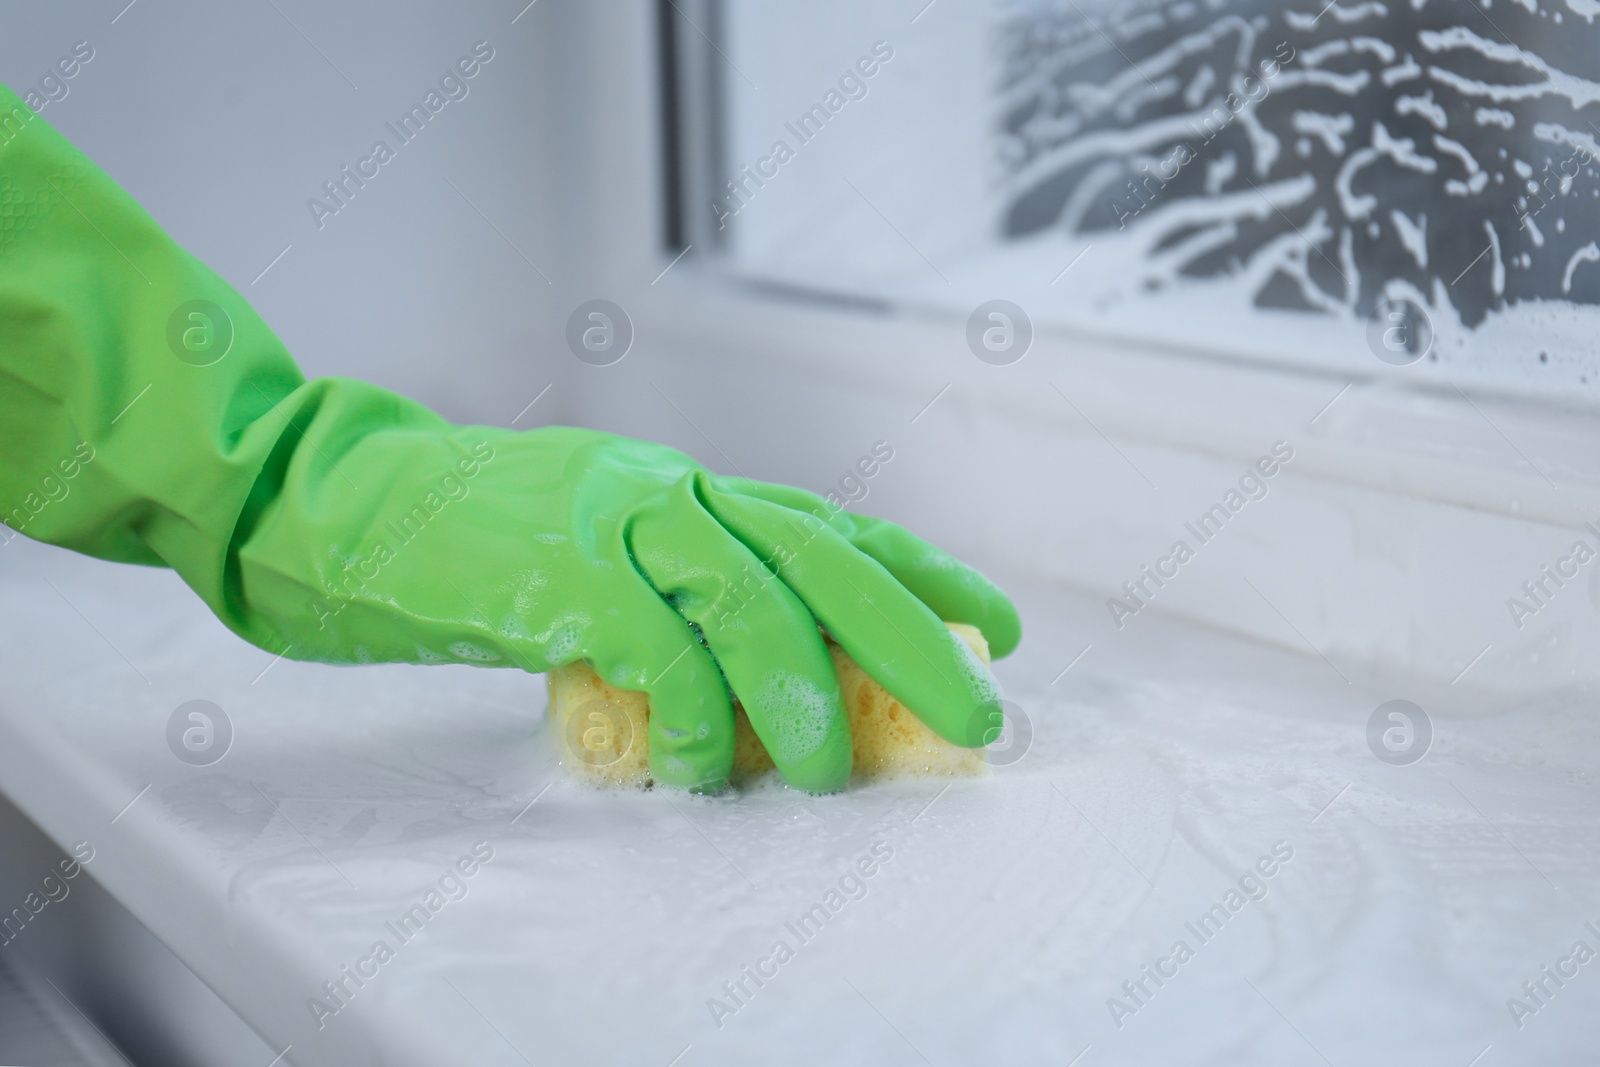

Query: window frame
567,0,1596,521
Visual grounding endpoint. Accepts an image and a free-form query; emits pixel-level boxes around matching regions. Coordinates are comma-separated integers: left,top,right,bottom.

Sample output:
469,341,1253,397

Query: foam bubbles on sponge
755,670,836,768
546,622,994,787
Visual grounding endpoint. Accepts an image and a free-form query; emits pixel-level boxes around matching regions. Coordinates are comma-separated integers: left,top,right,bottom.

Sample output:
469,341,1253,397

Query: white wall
0,0,573,427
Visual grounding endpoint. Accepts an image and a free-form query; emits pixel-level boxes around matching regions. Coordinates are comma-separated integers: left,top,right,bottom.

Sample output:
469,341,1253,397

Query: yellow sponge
548,623,992,787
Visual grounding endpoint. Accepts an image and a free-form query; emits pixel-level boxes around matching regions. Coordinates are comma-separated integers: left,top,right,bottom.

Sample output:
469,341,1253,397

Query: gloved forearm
0,83,1021,792
0,84,533,667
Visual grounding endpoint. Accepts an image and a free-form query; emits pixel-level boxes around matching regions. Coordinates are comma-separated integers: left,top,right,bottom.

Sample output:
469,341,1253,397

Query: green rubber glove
0,84,1020,792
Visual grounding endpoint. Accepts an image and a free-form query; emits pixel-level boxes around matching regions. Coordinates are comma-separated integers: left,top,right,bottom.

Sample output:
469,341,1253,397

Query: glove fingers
714,476,837,519
716,476,1022,659
701,488,1004,749
838,516,1022,659
629,474,854,793
577,587,736,793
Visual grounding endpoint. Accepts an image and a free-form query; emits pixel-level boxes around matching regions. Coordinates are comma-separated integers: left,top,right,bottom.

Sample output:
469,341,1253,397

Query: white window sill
0,535,1591,1064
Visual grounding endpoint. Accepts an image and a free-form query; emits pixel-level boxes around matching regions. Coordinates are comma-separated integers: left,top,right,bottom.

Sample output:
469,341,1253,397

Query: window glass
714,1,1600,385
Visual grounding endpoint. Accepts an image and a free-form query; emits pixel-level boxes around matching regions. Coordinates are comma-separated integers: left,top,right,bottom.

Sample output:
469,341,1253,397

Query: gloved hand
0,83,1020,792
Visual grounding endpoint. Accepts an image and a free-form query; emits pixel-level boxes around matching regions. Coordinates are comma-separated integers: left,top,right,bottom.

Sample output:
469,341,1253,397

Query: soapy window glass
687,0,1600,387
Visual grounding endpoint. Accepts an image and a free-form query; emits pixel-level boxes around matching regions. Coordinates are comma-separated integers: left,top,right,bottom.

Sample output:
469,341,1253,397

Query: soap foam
449,641,500,663
755,670,836,767
951,628,1002,706
542,624,584,666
